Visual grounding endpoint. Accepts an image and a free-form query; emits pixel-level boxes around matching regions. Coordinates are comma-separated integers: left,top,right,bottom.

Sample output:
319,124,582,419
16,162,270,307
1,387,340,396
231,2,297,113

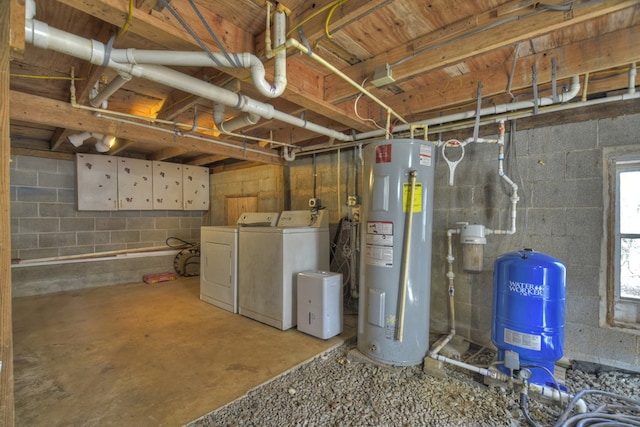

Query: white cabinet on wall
76,154,209,211
76,153,118,211
183,165,210,211
153,162,183,210
117,157,153,210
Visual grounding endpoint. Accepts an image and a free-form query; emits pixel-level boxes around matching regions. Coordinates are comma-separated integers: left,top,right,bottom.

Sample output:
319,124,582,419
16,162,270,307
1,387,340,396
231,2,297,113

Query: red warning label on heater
375,144,392,163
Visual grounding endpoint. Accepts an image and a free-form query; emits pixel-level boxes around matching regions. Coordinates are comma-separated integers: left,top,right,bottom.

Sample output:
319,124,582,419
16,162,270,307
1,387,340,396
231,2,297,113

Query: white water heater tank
357,139,436,366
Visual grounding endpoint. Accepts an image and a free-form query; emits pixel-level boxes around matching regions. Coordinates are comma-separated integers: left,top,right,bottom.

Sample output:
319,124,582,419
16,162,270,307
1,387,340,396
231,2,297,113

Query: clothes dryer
200,212,279,313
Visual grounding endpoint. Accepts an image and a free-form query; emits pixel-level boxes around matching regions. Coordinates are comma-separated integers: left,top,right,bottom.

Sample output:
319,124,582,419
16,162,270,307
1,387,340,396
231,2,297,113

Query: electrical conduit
396,170,417,342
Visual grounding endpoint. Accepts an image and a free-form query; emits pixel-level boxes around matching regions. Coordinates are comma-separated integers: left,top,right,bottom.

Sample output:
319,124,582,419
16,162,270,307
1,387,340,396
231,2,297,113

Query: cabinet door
76,153,118,211
152,162,183,210
183,165,210,210
117,158,153,210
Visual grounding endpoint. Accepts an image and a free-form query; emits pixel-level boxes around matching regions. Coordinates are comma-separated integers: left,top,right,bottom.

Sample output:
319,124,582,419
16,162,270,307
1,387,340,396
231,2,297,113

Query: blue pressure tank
491,249,566,386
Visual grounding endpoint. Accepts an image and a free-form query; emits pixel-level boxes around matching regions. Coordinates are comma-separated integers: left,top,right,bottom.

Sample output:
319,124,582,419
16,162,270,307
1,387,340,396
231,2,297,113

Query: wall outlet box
371,64,395,87
309,198,321,208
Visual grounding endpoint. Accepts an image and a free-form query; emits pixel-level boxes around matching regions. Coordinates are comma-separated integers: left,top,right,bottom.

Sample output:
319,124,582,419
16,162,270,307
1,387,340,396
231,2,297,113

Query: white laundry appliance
200,212,279,313
238,210,330,330
297,270,343,339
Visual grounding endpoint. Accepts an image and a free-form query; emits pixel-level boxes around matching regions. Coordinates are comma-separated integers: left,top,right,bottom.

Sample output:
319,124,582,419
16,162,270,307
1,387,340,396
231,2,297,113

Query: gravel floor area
187,340,640,427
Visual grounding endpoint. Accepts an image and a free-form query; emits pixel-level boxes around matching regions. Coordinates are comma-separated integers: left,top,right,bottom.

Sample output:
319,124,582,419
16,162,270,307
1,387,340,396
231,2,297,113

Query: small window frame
607,153,640,330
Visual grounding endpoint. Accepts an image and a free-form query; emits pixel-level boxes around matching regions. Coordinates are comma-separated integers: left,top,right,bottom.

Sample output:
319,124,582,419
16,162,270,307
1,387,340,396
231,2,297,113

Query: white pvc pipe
355,76,581,141
628,63,636,95
486,120,519,236
529,383,588,413
430,354,510,381
25,18,353,144
428,228,459,357
90,72,131,107
283,146,296,161
105,12,287,99
220,113,261,133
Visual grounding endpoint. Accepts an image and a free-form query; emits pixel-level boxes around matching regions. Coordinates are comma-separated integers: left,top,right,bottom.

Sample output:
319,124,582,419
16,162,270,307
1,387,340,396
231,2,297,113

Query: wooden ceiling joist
10,91,285,165
324,0,639,104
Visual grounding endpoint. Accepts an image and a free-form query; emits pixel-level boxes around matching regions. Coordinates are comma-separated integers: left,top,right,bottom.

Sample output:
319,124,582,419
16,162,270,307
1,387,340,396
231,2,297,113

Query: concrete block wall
285,113,640,371
288,150,355,224
431,113,640,371
209,164,285,225
10,155,204,296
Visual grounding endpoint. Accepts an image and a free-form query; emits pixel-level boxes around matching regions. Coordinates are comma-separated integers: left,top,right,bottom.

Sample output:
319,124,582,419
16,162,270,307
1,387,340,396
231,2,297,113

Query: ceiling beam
10,91,285,165
147,146,189,161
9,0,25,57
54,0,369,132
108,138,136,155
362,23,640,119
56,0,254,52
50,127,74,151
324,0,639,104
0,0,15,425
255,0,392,55
188,154,227,166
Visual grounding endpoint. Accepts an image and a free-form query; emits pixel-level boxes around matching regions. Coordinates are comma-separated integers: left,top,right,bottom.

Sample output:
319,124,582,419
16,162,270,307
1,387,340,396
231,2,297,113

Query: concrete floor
12,277,356,426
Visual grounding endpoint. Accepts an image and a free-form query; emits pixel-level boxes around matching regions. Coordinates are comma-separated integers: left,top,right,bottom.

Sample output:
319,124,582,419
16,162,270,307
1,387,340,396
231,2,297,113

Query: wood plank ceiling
8,0,640,169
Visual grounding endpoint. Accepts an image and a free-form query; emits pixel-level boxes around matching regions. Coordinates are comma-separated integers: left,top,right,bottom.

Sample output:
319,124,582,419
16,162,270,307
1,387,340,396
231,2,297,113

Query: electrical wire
187,0,241,68
520,392,540,427
354,78,385,131
287,0,344,38
116,0,134,39
10,74,85,80
555,390,640,427
158,0,224,67
325,0,349,39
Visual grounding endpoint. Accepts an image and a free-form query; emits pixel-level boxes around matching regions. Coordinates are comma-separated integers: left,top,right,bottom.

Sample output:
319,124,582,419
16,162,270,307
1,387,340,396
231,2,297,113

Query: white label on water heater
366,221,394,267
504,327,542,351
365,245,394,268
420,144,433,166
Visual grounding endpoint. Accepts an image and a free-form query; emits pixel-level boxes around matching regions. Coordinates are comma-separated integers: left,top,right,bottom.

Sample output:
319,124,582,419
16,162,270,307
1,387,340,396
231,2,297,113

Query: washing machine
238,210,330,330
200,212,279,313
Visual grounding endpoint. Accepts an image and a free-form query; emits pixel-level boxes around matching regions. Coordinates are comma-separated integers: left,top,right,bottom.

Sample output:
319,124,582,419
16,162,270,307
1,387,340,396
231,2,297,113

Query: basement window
607,154,640,329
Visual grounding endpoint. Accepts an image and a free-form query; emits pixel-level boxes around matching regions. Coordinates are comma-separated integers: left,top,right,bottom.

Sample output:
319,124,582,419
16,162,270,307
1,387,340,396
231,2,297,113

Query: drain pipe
486,120,519,236
24,0,287,99
24,16,353,144
628,63,636,95
90,72,132,108
354,76,581,142
213,102,261,133
107,10,288,99
428,228,459,356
